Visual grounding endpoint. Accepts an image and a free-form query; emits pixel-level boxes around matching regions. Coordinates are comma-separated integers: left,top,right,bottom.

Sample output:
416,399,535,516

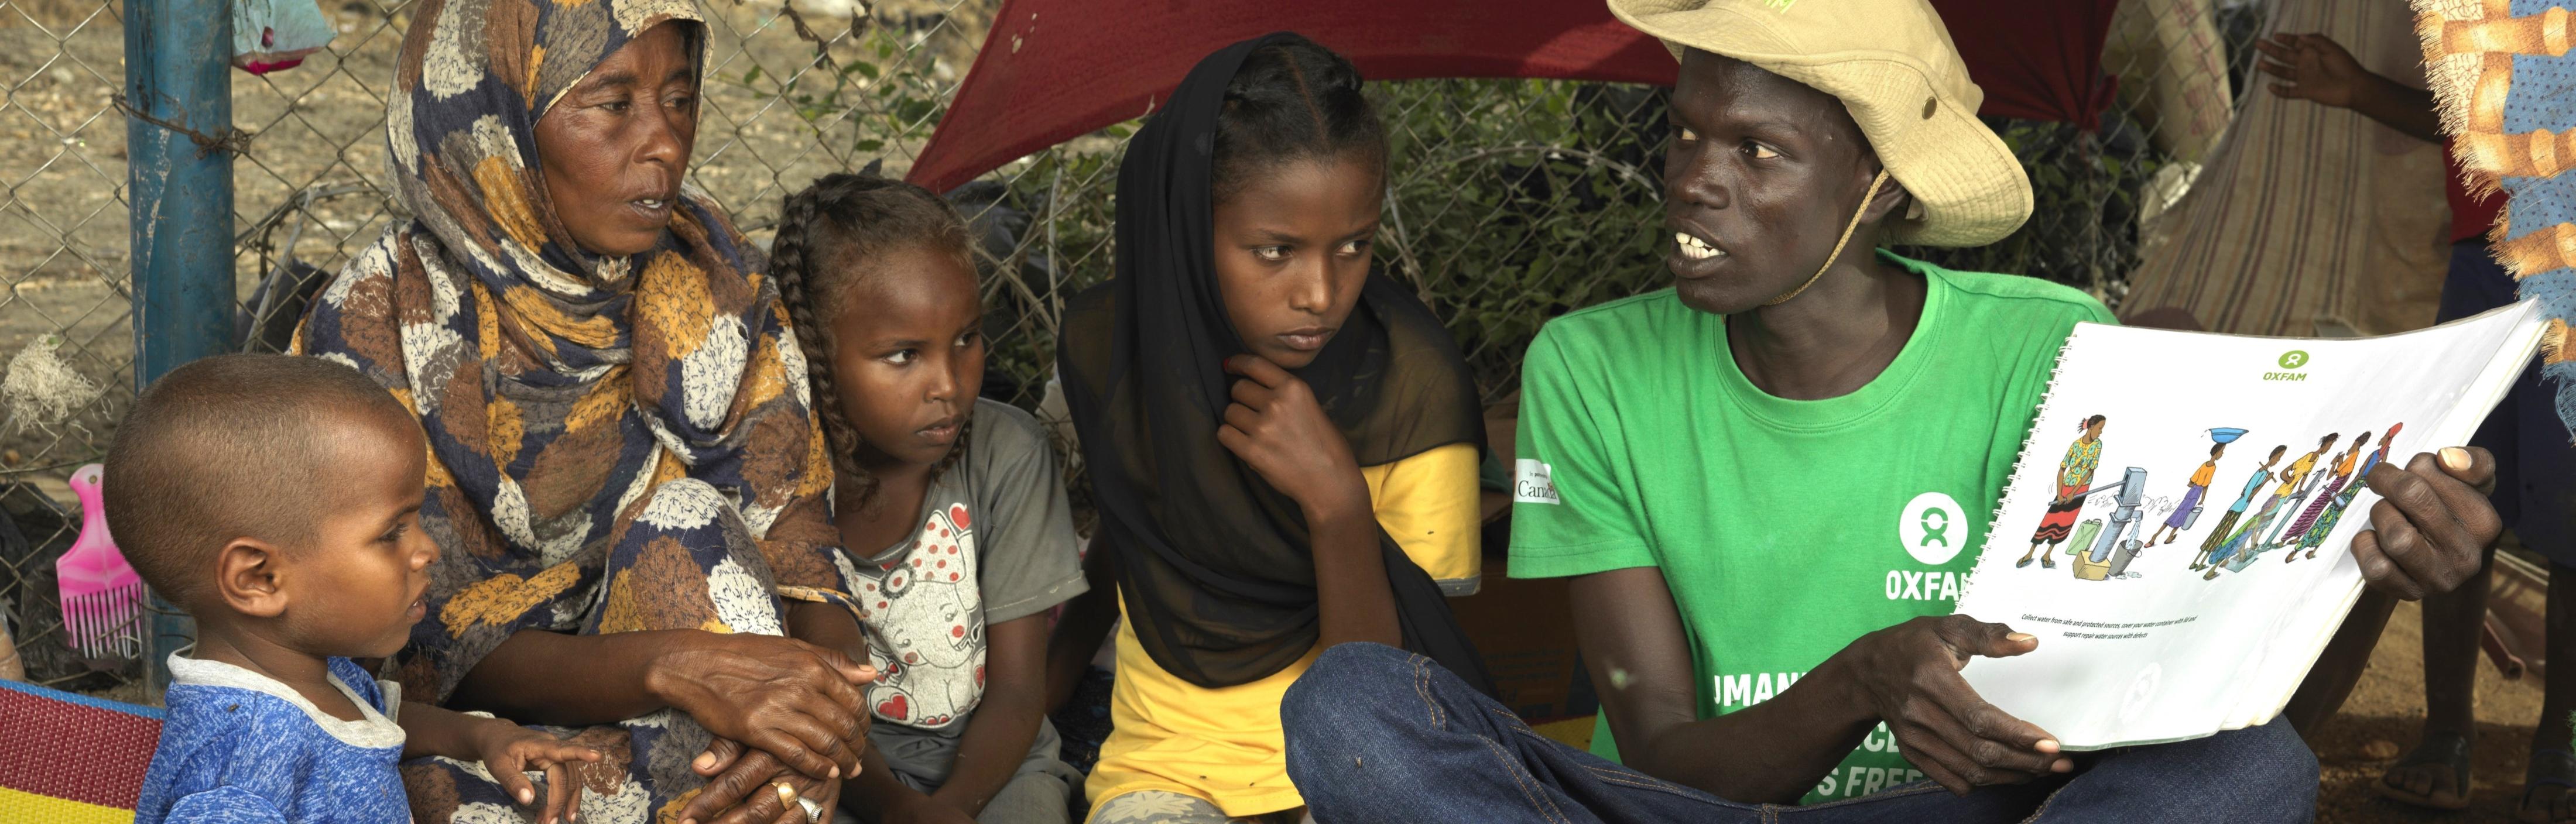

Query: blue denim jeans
1282,644,2316,823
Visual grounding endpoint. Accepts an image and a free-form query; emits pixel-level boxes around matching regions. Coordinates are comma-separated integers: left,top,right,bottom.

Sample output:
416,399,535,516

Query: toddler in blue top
113,355,600,824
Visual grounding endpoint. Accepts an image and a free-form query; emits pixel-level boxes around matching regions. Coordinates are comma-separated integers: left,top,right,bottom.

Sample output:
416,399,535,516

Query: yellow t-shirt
2189,461,2217,488
2276,452,2318,497
1084,442,1481,818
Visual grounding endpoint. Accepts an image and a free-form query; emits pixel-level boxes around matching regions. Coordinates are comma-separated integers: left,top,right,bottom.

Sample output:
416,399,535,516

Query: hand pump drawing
2057,466,2153,581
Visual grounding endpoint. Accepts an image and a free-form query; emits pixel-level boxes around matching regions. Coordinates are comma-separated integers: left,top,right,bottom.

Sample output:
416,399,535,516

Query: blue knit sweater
134,655,410,823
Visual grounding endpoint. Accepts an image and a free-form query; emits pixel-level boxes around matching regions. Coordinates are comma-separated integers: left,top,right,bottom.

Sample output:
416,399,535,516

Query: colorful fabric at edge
0,678,163,823
293,0,857,817
2413,0,2576,440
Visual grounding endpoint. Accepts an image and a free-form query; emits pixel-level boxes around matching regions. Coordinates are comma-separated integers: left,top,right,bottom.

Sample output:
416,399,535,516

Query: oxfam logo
1899,492,1967,565
2118,662,2164,724
2266,350,2314,381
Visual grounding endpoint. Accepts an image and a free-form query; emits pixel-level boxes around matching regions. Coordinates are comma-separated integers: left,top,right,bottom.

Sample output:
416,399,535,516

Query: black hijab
1057,33,1493,691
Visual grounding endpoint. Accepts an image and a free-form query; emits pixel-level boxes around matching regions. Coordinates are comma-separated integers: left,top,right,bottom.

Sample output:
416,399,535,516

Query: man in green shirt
1505,248,2103,805
1283,0,2504,820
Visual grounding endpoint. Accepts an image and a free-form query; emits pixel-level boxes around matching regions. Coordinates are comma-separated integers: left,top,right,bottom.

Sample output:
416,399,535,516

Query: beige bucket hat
1608,0,2032,247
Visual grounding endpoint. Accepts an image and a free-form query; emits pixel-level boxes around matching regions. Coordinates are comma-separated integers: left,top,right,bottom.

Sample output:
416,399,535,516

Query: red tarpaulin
906,1,2121,194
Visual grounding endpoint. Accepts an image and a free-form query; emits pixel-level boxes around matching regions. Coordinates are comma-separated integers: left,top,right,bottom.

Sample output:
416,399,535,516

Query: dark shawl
1057,33,1492,691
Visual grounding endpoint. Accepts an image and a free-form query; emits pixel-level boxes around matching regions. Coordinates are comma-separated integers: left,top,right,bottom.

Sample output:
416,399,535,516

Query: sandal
2040,556,2054,569
2522,749,2576,823
2016,557,2032,568
2378,730,2473,812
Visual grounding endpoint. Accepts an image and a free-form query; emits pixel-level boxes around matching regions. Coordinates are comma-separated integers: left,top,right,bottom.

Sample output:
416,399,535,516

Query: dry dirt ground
2315,597,2554,823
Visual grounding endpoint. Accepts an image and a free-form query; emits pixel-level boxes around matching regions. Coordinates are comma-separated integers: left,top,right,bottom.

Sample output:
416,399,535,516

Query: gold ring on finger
775,781,799,805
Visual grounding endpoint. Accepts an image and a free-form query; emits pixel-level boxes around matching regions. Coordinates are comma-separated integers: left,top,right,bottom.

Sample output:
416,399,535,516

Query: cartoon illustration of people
2262,432,2343,549
2204,433,2335,576
2017,414,2106,570
2195,444,2285,575
2146,442,2225,547
2294,423,2402,561
2282,430,2375,562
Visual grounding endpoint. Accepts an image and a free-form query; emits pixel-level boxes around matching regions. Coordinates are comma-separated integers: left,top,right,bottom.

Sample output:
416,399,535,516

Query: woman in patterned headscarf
297,1,874,821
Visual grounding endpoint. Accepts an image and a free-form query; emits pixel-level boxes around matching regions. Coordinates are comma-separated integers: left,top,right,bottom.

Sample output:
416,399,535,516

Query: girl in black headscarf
1051,32,1491,822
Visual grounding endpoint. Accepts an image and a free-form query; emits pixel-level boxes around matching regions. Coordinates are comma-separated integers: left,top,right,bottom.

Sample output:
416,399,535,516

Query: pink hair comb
55,464,139,660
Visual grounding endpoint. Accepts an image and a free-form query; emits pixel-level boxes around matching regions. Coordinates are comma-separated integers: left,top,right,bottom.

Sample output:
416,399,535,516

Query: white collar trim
166,653,407,750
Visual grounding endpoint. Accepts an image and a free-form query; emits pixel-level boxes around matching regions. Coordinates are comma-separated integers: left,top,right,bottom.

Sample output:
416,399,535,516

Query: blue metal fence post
126,0,233,695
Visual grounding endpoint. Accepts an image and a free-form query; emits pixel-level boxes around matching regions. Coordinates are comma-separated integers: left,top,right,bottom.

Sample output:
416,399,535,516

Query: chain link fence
0,0,2271,692
3,0,146,696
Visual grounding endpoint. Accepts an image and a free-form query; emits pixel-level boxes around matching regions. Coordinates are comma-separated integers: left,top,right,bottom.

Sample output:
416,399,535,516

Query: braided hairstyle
771,171,977,509
1211,34,1389,204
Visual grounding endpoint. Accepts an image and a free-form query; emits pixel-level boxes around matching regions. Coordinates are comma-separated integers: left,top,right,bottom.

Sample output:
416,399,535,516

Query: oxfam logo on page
1898,492,1966,565
2265,349,2312,382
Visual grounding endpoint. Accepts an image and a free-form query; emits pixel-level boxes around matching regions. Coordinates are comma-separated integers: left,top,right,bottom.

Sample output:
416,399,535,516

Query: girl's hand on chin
1217,354,1370,520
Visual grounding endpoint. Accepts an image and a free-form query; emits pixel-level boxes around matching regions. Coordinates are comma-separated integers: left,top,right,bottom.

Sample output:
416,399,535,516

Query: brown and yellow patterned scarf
296,0,847,701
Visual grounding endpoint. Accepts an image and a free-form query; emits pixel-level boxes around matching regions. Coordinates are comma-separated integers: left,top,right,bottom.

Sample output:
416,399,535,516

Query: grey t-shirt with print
844,399,1088,789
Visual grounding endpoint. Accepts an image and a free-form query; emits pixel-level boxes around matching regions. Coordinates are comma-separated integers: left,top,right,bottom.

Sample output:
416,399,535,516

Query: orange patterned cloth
2414,0,2576,434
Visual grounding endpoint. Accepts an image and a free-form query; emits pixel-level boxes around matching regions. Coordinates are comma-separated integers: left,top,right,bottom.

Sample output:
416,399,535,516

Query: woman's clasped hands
655,631,878,824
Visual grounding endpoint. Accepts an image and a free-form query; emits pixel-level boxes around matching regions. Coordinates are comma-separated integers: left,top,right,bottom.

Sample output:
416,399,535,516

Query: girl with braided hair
772,172,1089,823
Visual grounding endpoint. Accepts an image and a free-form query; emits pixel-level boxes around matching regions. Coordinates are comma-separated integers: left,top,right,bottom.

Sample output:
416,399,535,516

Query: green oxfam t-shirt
1508,251,2114,804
